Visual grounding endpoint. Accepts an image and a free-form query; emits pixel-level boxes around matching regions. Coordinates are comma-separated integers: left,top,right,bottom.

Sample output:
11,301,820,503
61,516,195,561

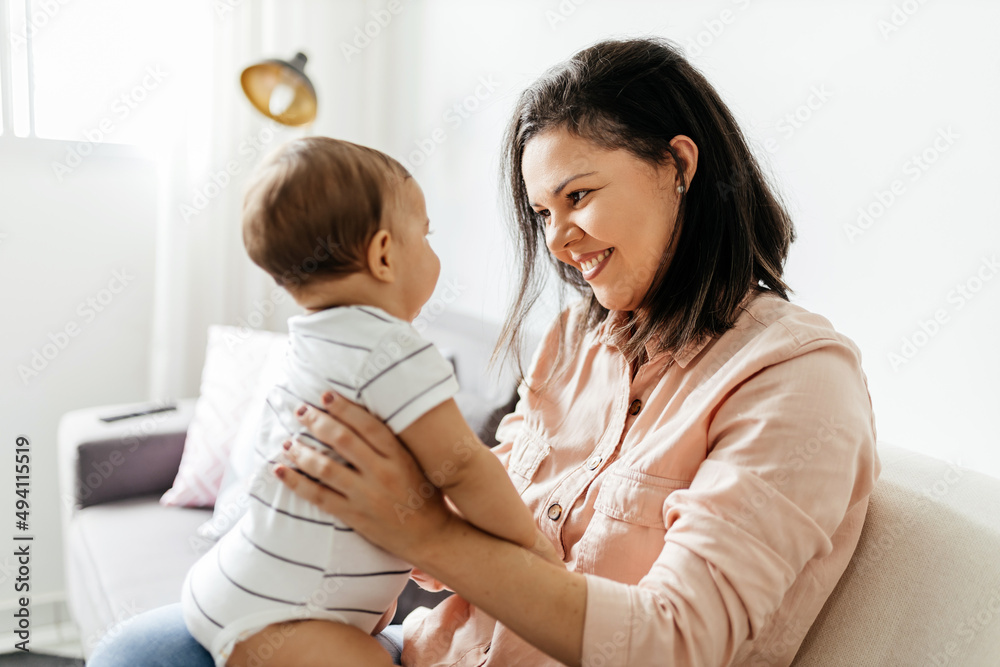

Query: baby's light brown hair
242,136,411,290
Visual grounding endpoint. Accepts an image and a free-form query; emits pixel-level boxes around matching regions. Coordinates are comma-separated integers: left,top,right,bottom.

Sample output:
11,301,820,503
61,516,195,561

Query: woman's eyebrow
529,171,598,207
552,171,596,195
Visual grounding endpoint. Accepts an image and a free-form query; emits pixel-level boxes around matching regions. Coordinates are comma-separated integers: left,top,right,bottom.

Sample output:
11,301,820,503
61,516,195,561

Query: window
1,0,208,144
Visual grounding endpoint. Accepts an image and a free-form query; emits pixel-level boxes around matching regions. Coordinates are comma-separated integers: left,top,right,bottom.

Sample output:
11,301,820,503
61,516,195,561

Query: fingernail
322,392,334,404
275,466,286,480
282,441,291,451
296,405,307,417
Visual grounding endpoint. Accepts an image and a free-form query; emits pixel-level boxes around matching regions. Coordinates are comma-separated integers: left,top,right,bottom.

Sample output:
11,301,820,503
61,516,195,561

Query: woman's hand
280,394,587,666
275,392,457,561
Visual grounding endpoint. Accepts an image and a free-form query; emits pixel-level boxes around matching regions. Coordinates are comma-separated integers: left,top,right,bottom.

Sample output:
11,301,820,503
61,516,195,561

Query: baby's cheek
429,253,441,289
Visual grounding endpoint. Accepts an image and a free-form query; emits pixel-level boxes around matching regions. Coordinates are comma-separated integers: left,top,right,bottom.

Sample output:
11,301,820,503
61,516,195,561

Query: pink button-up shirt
404,289,880,666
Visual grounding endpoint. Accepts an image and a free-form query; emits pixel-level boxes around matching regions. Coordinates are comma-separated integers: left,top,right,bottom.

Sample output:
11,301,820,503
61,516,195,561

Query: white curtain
148,0,399,400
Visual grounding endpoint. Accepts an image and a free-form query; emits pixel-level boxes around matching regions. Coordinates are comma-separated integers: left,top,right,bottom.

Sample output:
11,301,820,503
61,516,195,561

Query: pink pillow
160,325,286,508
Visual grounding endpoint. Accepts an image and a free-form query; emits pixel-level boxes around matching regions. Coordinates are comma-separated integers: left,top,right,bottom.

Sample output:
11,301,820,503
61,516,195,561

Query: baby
181,137,554,666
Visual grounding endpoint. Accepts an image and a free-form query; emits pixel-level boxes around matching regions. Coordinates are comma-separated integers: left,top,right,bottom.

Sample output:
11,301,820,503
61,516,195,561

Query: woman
90,37,878,666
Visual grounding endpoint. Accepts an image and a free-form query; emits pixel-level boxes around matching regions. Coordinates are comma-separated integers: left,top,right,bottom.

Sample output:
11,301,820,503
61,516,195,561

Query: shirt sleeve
356,323,460,434
582,335,880,666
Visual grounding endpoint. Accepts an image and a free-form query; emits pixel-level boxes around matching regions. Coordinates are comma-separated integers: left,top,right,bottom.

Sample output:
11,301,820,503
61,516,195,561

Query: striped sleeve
355,323,459,433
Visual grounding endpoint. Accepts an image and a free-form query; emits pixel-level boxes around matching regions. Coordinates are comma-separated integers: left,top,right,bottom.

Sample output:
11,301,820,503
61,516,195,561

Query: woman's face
521,126,695,313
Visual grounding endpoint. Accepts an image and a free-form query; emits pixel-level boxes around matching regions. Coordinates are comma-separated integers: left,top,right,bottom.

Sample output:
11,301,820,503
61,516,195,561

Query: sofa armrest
58,399,197,514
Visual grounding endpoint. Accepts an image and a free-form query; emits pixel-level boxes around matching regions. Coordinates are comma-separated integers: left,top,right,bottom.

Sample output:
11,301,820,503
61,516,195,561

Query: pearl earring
676,184,685,194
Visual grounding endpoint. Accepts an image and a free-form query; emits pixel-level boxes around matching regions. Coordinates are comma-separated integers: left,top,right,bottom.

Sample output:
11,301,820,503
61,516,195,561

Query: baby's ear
366,229,395,283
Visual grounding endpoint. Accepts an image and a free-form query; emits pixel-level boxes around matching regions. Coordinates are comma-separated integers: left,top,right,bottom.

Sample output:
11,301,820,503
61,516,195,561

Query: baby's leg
226,619,393,667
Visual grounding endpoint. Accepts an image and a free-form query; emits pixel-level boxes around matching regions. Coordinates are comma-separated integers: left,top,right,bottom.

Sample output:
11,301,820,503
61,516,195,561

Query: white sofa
792,444,1000,665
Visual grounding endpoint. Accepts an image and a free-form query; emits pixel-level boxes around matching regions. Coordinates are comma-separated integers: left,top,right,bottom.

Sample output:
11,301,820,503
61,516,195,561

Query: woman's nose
545,214,583,253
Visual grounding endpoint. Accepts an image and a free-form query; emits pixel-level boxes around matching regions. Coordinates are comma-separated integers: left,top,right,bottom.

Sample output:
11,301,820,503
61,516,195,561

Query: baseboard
0,591,83,657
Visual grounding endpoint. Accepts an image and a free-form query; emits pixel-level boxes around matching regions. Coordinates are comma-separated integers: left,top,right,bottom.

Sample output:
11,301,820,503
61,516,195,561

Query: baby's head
242,137,440,321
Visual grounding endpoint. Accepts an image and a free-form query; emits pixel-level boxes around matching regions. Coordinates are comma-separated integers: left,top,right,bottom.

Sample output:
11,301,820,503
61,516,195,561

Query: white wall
0,137,158,600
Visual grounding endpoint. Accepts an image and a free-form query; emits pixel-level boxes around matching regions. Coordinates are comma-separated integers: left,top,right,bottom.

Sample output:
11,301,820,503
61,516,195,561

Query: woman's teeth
581,248,613,272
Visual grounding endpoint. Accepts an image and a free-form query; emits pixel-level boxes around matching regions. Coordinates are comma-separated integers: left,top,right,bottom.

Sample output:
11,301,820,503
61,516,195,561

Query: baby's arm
398,399,558,564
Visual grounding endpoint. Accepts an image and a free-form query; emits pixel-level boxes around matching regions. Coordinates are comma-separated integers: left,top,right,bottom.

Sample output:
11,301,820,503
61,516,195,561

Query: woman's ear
668,135,699,191
366,229,395,283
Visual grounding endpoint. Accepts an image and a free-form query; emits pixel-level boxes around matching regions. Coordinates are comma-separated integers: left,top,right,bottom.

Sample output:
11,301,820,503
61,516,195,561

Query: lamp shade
240,52,317,127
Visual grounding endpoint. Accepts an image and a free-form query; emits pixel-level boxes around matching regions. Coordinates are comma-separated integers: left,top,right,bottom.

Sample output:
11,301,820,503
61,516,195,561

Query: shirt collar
593,287,760,369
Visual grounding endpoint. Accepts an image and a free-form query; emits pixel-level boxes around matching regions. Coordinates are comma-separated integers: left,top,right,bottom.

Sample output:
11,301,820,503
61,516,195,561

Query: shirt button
547,503,563,521
628,399,642,416
587,455,602,470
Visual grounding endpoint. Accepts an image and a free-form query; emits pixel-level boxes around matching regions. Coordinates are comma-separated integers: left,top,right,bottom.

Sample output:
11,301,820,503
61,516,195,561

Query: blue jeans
86,603,404,666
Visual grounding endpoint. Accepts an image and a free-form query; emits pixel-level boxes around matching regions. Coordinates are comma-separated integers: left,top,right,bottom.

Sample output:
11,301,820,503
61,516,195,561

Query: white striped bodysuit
181,305,459,665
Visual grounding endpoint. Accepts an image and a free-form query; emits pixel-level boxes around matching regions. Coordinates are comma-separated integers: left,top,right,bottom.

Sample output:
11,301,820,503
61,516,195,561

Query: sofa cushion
57,399,196,511
160,326,285,508
792,444,1000,665
197,334,289,539
66,495,212,656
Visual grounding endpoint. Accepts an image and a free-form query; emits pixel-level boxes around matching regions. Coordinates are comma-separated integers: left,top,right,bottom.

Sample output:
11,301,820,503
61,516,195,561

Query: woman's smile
576,247,614,279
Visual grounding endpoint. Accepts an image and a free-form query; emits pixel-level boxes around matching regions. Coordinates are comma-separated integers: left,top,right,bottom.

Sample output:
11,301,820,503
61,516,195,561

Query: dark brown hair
242,136,410,290
497,37,795,375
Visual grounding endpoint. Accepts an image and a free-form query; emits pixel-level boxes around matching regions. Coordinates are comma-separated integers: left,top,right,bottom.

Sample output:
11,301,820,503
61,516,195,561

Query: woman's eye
535,209,551,220
568,190,589,205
